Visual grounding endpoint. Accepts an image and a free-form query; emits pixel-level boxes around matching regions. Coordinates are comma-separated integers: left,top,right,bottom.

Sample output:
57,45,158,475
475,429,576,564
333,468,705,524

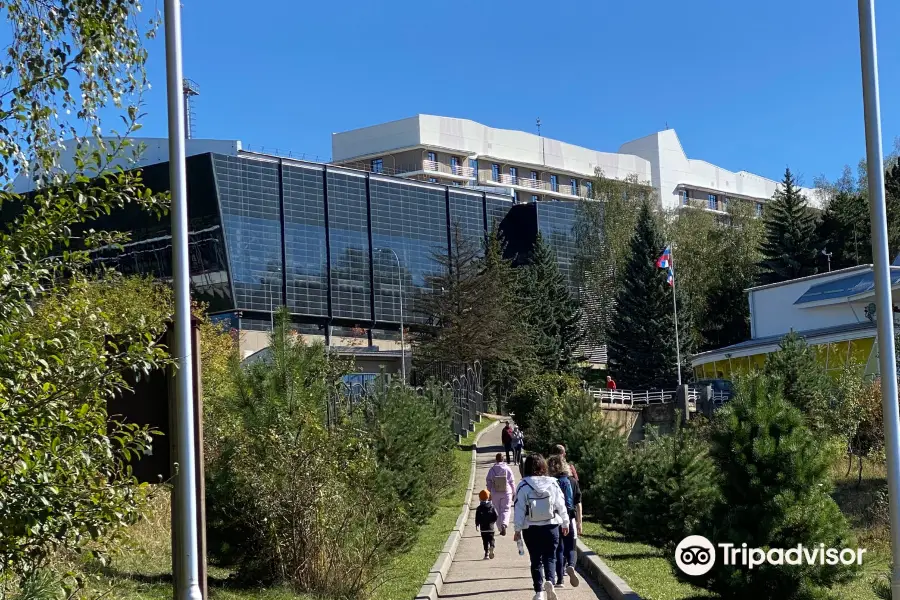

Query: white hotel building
331,114,820,212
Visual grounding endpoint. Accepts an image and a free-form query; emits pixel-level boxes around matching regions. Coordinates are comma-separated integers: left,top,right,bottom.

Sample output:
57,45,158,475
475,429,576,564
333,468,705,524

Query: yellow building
691,264,900,379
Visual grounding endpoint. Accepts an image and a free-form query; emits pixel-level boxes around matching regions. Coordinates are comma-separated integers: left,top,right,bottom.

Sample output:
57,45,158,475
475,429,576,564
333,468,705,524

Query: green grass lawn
371,416,496,600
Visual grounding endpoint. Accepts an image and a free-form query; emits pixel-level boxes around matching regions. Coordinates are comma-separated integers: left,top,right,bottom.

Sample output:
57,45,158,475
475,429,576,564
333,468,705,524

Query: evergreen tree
763,332,833,433
688,376,857,599
519,233,584,372
607,202,684,389
482,228,535,411
759,168,819,285
412,225,529,370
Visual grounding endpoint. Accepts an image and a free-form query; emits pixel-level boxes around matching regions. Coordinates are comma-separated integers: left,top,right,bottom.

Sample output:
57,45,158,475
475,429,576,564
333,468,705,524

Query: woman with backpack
512,426,525,464
486,453,515,535
513,454,570,600
548,454,581,589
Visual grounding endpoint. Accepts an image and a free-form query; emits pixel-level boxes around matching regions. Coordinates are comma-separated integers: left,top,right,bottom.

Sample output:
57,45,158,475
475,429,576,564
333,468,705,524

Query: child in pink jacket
485,453,515,535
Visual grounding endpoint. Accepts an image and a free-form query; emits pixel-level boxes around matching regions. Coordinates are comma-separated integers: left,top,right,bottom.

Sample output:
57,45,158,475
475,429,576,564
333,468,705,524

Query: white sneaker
531,592,545,600
566,565,580,588
543,580,559,600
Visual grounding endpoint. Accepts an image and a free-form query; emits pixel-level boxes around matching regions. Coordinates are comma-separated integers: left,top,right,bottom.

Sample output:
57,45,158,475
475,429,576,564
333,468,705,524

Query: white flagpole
857,1,900,596
669,245,683,385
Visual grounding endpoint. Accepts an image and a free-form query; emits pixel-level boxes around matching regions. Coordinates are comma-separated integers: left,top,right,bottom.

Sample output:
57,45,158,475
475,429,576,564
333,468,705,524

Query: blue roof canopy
794,268,900,305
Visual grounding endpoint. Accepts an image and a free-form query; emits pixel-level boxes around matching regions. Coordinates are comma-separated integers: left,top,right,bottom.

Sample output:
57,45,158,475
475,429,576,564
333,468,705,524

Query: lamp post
857,1,900,596
163,0,203,598
376,247,405,382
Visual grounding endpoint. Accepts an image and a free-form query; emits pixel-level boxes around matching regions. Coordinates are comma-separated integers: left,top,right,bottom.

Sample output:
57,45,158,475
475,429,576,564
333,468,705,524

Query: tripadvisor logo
675,536,866,576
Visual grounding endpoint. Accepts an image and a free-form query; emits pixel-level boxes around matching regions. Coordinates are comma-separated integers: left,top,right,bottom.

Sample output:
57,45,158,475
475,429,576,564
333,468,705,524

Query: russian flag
657,246,674,287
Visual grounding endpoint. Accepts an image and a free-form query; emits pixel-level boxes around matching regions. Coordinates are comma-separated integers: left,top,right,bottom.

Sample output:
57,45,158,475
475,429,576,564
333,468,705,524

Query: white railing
479,173,591,199
422,159,475,178
588,388,676,408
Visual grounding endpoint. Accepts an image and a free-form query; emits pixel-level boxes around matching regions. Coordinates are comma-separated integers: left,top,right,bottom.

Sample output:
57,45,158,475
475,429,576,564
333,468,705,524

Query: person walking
548,455,580,589
486,453,515,535
512,425,525,465
553,444,579,483
475,489,498,560
513,454,570,600
501,421,514,463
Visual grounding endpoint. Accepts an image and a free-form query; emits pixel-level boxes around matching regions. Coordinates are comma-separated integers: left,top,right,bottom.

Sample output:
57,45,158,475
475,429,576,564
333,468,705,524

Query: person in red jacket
501,422,514,463
606,375,617,390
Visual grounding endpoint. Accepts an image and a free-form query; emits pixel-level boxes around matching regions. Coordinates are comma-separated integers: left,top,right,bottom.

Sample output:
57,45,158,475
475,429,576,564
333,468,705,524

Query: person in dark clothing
548,455,580,589
501,422,514,463
475,489,498,559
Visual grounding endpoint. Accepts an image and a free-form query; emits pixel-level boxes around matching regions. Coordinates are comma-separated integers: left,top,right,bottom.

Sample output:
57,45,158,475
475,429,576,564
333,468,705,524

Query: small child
474,489,498,559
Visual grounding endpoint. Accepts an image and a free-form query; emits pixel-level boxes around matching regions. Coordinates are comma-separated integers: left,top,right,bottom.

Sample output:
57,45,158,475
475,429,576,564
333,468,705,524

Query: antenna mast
182,78,200,139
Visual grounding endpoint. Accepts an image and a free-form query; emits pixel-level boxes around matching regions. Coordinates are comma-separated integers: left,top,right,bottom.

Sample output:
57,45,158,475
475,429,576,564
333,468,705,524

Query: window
492,163,500,182
681,189,689,205
531,170,539,180
509,166,518,184
469,158,478,179
550,174,558,192
708,194,718,210
371,158,383,174
428,177,438,183
571,178,577,195
427,151,436,163
513,191,519,203
532,195,539,202
756,202,763,217
450,156,460,174
722,196,729,210
585,181,593,198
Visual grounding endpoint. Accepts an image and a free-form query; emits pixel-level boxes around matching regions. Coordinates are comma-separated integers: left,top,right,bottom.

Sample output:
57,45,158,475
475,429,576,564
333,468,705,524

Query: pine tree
759,167,819,285
607,202,684,389
519,233,584,372
481,228,535,410
687,376,857,599
763,332,833,433
412,225,529,369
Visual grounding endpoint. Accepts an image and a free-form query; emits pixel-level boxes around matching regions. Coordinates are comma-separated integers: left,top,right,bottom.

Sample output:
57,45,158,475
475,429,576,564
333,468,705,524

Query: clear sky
130,0,900,186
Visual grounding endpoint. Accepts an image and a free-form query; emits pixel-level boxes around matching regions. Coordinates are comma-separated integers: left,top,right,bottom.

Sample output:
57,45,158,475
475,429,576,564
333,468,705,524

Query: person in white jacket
513,453,570,600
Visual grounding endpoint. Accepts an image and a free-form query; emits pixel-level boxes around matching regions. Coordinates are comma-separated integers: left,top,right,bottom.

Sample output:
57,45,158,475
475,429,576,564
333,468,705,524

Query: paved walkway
438,424,610,600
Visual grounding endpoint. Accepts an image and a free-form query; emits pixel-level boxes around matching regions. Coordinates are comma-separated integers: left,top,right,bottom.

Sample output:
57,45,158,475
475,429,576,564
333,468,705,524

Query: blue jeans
522,525,560,592
556,523,576,583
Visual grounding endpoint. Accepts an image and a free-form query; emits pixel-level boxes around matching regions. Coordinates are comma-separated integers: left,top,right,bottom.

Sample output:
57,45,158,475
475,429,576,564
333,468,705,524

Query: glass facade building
90,152,583,337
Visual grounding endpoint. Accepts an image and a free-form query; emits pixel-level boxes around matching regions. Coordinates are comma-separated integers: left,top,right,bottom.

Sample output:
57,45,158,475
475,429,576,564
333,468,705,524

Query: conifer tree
687,376,857,599
519,234,583,373
759,167,819,285
607,202,684,389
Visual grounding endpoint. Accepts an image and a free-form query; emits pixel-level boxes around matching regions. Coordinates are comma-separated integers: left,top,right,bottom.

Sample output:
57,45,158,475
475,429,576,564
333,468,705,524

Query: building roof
692,321,876,364
791,266,900,305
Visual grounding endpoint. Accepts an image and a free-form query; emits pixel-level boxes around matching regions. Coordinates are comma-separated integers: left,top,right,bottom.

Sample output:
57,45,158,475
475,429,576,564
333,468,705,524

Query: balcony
422,159,475,179
480,173,591,200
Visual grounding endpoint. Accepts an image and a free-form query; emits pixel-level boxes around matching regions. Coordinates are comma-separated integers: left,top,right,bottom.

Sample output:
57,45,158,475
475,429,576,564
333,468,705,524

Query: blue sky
131,0,900,186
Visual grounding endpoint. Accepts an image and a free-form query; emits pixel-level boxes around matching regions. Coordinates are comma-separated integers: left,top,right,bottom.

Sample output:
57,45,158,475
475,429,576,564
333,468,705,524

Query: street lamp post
857,1,900,596
377,248,405,382
163,0,203,598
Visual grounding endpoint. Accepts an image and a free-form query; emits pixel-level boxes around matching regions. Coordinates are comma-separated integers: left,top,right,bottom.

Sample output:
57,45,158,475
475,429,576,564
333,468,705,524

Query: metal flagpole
857,1,900,596
163,0,203,598
670,245,683,386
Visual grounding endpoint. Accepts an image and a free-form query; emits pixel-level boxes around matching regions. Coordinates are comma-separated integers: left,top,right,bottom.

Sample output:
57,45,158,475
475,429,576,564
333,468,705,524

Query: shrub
686,375,859,599
365,379,458,529
205,310,459,598
593,420,718,549
507,373,582,441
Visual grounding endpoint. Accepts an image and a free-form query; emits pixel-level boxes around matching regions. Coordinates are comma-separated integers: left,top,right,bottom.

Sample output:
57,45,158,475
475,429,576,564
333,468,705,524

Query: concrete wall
13,137,242,193
332,116,423,162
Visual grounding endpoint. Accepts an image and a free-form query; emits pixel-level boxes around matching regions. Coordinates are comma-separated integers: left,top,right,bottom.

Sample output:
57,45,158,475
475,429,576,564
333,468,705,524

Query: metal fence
326,362,485,438
412,361,484,438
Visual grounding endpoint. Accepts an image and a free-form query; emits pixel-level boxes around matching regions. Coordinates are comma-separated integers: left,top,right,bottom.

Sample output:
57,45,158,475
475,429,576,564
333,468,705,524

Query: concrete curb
414,419,501,600
576,539,643,600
